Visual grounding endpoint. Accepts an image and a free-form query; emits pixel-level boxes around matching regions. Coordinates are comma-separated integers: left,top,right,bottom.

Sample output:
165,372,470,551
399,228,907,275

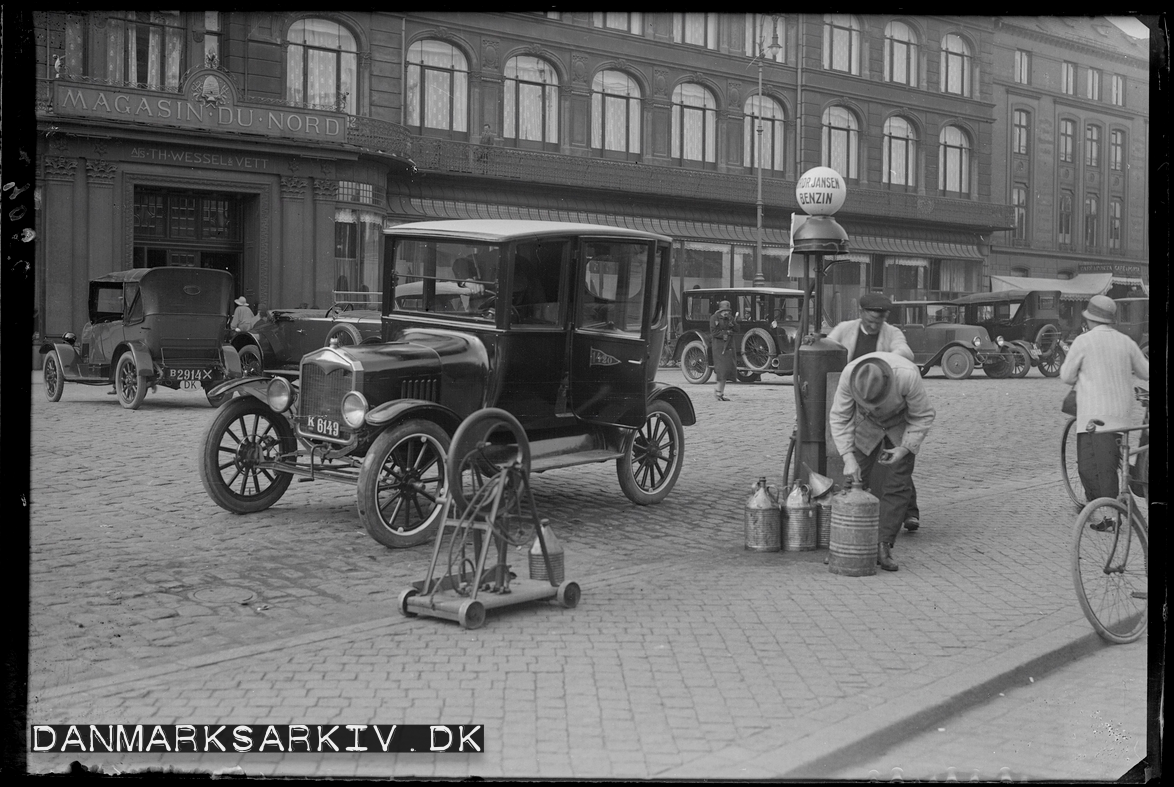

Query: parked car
952,289,1065,377
1113,297,1149,358
672,286,806,384
39,267,242,409
232,304,382,375
888,300,1012,379
201,220,696,549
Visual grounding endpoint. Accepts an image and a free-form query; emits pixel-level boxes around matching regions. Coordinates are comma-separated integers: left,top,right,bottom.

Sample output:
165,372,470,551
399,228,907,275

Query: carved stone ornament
43,157,78,181
728,81,742,105
320,161,334,178
92,140,109,157
482,39,499,70
572,55,588,84
85,160,119,184
1061,167,1071,180
313,179,338,199
1014,159,1026,173
654,69,668,96
916,197,935,214
280,177,308,198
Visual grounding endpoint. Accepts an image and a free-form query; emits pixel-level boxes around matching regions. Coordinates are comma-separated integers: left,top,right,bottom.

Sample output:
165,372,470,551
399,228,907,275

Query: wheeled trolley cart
399,408,581,630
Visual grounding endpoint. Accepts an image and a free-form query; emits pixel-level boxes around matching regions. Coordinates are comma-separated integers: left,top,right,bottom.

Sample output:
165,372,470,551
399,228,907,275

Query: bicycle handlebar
1085,420,1148,435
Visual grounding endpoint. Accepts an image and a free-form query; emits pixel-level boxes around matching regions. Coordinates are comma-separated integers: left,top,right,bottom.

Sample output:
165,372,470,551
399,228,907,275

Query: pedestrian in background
826,293,923,531
709,300,738,401
1059,295,1149,530
829,351,936,571
230,296,255,333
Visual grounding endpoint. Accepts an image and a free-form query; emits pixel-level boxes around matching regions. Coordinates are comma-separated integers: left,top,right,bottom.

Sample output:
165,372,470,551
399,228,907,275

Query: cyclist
1058,295,1149,529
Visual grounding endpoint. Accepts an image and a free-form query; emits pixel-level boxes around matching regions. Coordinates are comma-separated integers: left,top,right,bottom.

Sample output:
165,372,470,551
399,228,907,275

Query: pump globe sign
795,166,846,216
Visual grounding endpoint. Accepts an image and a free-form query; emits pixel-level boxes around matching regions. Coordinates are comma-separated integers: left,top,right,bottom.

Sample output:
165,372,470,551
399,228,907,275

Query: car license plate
173,368,213,382
305,415,343,438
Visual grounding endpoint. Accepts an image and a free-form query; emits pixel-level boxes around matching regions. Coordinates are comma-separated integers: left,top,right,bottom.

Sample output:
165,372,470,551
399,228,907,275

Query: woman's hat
716,300,732,313
1082,294,1117,324
849,357,893,407
234,296,249,306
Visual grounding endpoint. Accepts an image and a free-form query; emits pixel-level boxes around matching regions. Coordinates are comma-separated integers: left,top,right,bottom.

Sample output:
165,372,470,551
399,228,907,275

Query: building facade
35,12,1050,352
987,16,1150,313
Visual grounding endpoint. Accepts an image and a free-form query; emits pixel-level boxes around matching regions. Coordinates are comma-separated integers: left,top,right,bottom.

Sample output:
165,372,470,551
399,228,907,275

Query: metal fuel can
828,478,879,576
744,477,781,552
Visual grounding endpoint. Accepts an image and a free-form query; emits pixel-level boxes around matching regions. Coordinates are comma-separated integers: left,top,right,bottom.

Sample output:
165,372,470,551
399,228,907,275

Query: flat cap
859,292,894,311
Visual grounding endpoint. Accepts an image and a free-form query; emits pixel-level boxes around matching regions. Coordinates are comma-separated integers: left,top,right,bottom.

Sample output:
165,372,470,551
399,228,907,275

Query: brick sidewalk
25,370,1155,777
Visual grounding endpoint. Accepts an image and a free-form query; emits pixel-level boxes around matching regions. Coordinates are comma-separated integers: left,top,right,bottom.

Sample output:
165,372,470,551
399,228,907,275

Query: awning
990,273,1114,300
846,233,984,260
385,196,794,246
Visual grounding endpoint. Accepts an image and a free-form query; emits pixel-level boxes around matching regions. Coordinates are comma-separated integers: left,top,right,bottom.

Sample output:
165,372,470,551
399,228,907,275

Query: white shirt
1059,324,1149,431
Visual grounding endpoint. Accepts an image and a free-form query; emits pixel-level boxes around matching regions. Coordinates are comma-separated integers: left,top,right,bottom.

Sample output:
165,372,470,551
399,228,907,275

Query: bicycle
1070,400,1149,644
1061,385,1148,510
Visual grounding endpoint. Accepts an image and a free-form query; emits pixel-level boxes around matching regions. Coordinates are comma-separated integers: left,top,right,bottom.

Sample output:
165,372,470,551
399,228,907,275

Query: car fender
113,341,155,379
1009,339,1038,361
221,344,243,378
673,330,710,361
926,342,979,367
206,377,271,404
40,342,80,371
364,399,463,434
648,382,696,426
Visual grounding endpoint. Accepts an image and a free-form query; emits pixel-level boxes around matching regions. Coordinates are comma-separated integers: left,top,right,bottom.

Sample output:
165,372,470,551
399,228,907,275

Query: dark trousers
1077,432,1120,500
855,437,917,545
907,483,919,521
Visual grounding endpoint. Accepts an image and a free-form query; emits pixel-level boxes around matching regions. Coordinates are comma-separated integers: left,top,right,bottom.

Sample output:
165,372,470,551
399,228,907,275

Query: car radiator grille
401,377,440,402
300,364,353,425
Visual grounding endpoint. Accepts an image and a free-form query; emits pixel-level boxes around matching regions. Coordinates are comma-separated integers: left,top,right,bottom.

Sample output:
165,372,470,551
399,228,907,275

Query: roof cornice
995,19,1148,70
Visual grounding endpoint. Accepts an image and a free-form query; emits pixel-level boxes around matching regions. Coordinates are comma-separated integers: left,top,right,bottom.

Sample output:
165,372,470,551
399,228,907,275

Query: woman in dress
709,300,738,401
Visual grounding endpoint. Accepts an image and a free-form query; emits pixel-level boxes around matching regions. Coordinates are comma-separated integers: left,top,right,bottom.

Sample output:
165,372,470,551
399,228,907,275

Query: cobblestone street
26,368,1152,778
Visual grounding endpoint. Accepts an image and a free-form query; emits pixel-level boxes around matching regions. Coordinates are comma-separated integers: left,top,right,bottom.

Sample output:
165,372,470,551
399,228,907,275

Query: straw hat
234,296,249,306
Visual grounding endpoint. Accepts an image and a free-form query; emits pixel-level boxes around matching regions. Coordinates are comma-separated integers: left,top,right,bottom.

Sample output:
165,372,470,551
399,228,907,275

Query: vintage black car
952,289,1065,377
232,304,382,375
888,300,1013,379
40,267,241,409
201,220,696,549
672,286,806,383
1113,297,1149,358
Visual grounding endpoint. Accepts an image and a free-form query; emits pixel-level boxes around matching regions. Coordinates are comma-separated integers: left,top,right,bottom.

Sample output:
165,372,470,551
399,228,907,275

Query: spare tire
741,328,776,373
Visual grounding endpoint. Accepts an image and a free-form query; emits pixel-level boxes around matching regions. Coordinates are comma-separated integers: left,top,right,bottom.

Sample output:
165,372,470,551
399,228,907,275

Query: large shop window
334,209,383,306
132,189,242,269
884,256,929,301
407,40,469,133
679,241,731,289
591,70,642,156
286,18,357,114
503,55,559,146
931,259,979,299
734,245,790,285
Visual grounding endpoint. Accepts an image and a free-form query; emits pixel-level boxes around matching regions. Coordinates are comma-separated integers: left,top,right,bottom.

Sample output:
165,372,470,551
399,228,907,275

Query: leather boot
877,542,898,572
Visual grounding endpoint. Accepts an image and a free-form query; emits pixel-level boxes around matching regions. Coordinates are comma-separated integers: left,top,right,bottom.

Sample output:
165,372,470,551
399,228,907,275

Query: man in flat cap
829,351,936,571
827,293,923,532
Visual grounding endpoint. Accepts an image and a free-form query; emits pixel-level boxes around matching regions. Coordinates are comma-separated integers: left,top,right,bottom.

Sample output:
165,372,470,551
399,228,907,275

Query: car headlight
267,377,294,413
995,335,1005,346
341,391,369,429
972,335,981,348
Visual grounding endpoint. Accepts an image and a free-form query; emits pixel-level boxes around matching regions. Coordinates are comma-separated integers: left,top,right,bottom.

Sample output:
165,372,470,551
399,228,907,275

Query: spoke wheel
1009,346,1031,378
982,349,1011,379
616,400,684,505
1060,417,1087,510
239,345,264,376
357,420,449,548
1072,498,1148,644
114,353,148,410
326,324,361,346
741,328,776,372
1038,343,1065,377
680,339,712,384
199,397,296,513
43,350,65,402
941,346,975,380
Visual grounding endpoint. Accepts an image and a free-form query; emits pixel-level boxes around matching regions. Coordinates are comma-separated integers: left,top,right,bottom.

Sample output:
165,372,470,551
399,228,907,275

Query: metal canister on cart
744,477,781,552
828,478,879,576
814,494,834,550
782,484,817,552
529,523,565,584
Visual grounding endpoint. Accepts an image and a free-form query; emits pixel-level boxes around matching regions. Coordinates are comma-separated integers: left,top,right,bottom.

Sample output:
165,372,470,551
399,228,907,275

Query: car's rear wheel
941,346,975,380
238,345,264,376
735,369,761,384
616,400,684,506
680,340,712,384
1038,343,1065,377
1009,345,1031,378
357,420,449,548
199,397,296,513
982,349,1012,379
326,324,362,346
114,353,148,410
741,328,776,373
43,350,65,402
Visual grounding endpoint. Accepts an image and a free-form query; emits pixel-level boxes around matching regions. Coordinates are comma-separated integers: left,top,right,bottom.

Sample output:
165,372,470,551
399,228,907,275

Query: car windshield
391,239,502,320
926,304,957,324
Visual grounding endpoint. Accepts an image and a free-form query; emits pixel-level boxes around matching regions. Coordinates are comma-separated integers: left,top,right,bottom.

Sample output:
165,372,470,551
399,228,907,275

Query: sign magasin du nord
53,68,347,145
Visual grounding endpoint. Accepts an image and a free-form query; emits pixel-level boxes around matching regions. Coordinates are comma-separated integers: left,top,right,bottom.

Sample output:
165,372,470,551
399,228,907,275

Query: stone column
85,159,118,278
279,176,308,307
41,156,78,337
313,178,338,308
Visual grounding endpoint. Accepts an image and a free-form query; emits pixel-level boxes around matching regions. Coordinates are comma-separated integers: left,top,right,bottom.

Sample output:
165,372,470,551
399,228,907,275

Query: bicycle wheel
1060,418,1086,509
1071,497,1148,644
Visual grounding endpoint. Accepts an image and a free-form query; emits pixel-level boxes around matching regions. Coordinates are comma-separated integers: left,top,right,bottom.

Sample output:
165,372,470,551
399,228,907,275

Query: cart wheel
398,588,419,618
458,599,485,630
557,581,581,609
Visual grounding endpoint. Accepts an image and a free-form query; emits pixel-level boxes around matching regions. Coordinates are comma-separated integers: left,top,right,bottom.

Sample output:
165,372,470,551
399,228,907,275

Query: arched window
882,116,917,187
286,18,358,114
884,21,918,87
821,106,859,179
1012,110,1030,156
672,83,718,164
822,15,861,75
938,125,971,194
591,70,642,155
940,34,972,97
503,55,559,145
743,95,786,171
1084,193,1099,247
1012,185,1028,240
1058,191,1074,245
406,40,468,132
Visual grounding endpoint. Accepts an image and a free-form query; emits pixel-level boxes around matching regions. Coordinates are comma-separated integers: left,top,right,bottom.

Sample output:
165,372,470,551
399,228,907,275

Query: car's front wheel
114,353,148,410
941,346,975,380
1009,345,1031,378
616,400,685,506
680,340,712,384
326,324,362,346
982,349,1012,379
238,345,264,376
43,350,65,402
357,420,449,548
1038,344,1065,377
199,397,296,513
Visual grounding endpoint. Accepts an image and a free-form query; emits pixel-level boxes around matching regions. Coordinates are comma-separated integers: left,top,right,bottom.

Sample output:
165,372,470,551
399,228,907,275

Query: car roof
892,300,955,306
686,286,805,296
952,289,1058,304
385,219,671,243
89,268,233,285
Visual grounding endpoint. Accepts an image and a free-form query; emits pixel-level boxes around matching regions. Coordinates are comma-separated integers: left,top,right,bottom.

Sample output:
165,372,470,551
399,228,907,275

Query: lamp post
753,15,782,287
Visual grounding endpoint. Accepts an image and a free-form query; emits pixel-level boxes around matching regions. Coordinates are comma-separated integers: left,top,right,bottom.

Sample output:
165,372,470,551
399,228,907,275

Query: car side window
510,239,568,326
90,284,124,323
125,284,144,324
579,241,648,335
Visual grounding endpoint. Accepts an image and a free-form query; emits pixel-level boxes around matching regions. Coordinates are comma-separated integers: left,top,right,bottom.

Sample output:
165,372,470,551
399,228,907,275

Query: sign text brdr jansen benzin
32,725,483,754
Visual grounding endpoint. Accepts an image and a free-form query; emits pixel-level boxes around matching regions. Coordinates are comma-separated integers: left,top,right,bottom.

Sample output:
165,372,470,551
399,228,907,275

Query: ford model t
199,220,696,549
952,289,1065,377
40,267,241,409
